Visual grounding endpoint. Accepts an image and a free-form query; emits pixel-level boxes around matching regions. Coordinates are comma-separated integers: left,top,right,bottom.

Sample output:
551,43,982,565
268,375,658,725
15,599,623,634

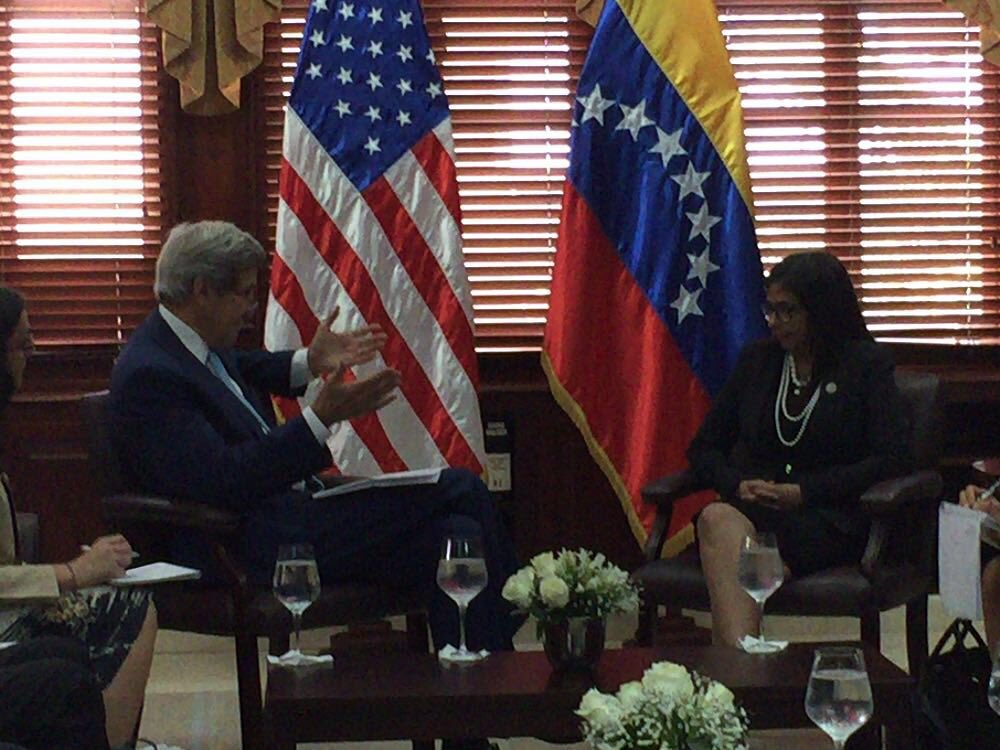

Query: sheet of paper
312,467,442,499
938,502,984,620
111,562,201,586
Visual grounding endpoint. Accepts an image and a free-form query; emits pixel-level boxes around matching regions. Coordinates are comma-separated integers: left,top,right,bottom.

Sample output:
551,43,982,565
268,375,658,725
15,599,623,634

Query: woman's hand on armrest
960,484,1000,520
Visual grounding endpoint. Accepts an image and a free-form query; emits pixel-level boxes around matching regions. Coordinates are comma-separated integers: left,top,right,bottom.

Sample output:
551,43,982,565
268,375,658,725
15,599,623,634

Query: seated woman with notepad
958,480,1000,655
0,287,157,750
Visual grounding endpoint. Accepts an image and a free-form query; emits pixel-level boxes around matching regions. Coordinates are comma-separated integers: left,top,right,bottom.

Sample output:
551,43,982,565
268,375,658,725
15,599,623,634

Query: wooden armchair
80,391,429,750
632,371,944,678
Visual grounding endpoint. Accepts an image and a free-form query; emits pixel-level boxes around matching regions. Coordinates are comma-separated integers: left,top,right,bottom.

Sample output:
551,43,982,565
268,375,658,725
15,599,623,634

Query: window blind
262,0,590,351
721,1,1000,344
0,0,161,346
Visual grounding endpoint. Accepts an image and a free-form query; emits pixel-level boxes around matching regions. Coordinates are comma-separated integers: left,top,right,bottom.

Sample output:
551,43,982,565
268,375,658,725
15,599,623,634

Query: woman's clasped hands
738,479,803,510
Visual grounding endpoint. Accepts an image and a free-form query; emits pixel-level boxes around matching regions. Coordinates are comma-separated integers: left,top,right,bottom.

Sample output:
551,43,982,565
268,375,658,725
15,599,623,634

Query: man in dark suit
109,220,520,653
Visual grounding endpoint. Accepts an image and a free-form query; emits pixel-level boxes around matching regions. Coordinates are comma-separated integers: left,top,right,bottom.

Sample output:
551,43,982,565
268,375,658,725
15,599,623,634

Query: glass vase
541,616,606,672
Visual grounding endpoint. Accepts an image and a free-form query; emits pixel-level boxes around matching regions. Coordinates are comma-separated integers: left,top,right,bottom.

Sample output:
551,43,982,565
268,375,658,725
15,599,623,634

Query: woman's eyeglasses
761,302,802,323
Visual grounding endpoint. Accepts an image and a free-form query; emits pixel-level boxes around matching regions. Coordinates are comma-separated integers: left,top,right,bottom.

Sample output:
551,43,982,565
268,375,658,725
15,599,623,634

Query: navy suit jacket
109,309,332,515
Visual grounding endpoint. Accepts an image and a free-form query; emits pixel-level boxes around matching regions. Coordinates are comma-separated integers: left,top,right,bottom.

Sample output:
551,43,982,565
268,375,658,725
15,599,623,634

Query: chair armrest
102,493,241,536
859,470,943,516
640,470,705,561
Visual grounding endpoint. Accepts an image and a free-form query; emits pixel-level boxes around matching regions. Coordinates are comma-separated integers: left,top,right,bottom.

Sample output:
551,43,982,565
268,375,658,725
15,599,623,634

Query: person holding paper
0,287,157,749
688,252,913,646
109,221,520,653
958,481,1000,653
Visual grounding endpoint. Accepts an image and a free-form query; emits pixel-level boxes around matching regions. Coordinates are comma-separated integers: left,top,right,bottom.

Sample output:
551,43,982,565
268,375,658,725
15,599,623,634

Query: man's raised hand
307,307,388,377
311,368,402,426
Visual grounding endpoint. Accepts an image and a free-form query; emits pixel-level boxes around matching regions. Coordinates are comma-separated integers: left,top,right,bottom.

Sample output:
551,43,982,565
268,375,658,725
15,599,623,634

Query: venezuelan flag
542,0,767,554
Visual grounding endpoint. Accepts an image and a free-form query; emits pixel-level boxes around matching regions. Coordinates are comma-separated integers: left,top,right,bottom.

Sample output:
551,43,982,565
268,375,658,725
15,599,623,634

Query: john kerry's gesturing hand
307,306,388,377
311,367,401,426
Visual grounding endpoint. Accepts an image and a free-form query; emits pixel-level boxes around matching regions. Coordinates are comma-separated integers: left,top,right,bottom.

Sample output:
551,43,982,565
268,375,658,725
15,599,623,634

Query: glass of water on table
805,646,873,749
436,533,488,663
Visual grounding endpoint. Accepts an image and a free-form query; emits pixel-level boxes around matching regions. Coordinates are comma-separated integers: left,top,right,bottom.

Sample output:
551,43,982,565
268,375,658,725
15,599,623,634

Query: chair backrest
79,390,125,496
895,370,943,470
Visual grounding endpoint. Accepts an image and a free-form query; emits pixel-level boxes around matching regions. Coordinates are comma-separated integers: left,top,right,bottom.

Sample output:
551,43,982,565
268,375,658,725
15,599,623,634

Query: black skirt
712,498,867,578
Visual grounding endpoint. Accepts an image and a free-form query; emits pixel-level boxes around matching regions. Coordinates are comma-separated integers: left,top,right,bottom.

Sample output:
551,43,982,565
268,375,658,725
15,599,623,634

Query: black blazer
687,338,913,534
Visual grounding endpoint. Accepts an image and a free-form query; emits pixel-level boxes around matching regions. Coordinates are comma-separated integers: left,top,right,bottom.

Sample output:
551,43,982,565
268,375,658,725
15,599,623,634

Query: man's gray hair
155,221,267,304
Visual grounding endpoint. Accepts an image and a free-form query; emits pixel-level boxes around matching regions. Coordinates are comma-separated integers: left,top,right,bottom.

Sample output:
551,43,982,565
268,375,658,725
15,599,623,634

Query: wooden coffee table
266,643,913,747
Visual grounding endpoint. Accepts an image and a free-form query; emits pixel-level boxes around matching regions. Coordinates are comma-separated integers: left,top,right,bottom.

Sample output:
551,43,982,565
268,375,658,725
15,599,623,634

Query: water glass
805,646,874,749
436,533,488,662
273,543,321,662
736,532,784,642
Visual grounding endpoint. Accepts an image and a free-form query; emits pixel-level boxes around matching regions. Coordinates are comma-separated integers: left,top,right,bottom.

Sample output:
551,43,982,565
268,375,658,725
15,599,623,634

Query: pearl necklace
788,355,809,395
774,353,822,447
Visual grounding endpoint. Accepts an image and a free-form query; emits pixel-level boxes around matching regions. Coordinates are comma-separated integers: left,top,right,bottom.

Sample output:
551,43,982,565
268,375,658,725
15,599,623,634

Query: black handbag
916,618,1000,749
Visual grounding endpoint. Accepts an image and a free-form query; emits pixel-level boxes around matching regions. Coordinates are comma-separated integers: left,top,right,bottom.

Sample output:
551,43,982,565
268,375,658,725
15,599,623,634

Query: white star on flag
577,84,615,126
364,137,380,155
615,101,655,140
335,35,353,52
427,81,442,98
313,0,328,11
671,286,704,323
364,105,381,122
367,41,383,58
369,6,383,24
396,78,412,95
306,63,322,80
650,127,686,168
310,30,326,47
396,45,413,63
334,99,351,117
686,249,720,287
686,203,721,243
336,67,352,85
397,110,411,126
367,72,383,91
672,163,711,200
426,49,436,64
397,10,413,28
338,2,354,19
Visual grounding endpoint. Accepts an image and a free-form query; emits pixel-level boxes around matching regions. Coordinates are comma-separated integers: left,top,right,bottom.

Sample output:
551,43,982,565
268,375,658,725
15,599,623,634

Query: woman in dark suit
689,252,913,646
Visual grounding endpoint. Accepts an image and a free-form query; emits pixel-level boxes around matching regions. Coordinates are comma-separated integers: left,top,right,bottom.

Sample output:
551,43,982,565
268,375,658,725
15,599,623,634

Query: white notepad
311,467,442,499
111,562,201,586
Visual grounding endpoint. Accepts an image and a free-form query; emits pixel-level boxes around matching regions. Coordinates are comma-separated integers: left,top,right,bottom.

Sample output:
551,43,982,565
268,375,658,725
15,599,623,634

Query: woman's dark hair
765,252,871,376
0,287,25,407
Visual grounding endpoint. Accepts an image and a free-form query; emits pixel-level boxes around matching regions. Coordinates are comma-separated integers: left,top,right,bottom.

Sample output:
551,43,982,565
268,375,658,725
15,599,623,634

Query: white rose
615,680,645,711
501,567,535,608
531,552,557,577
538,575,570,608
702,680,734,709
641,661,694,701
576,688,622,729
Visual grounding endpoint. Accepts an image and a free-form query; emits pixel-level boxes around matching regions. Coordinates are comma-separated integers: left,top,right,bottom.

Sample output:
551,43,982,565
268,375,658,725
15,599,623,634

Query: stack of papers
111,562,201,586
312,467,442,499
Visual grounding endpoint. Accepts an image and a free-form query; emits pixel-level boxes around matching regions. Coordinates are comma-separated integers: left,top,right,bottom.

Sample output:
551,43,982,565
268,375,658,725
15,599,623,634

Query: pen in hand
978,476,1000,503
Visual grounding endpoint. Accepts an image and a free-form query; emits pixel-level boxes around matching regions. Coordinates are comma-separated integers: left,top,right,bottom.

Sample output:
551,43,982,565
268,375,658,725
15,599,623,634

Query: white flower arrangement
577,661,749,750
501,548,640,624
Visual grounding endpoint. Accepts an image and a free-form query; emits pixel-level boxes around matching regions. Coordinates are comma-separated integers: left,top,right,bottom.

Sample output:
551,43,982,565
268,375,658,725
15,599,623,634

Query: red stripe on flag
364,174,478,385
270,252,319,345
276,161,408,473
281,159,482,472
410,129,462,227
544,184,713,536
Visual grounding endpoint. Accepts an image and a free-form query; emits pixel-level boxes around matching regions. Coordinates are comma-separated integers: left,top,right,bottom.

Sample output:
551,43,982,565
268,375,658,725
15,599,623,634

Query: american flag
265,0,485,475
